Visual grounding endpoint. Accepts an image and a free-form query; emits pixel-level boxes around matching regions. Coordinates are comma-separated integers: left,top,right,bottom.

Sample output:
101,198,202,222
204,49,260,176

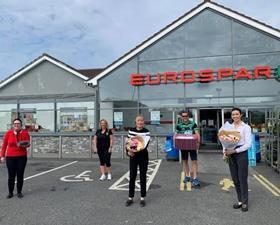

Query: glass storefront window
184,79,234,108
249,109,266,133
20,103,55,132
140,108,174,134
222,108,232,124
99,106,138,132
0,111,13,131
57,101,94,132
140,99,185,108
0,104,17,132
99,101,138,132
113,109,138,132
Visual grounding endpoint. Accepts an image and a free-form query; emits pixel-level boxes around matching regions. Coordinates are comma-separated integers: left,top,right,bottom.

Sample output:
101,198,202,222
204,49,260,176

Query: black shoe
17,193,23,198
241,204,248,212
125,199,133,207
140,199,146,207
6,193,13,199
233,203,242,209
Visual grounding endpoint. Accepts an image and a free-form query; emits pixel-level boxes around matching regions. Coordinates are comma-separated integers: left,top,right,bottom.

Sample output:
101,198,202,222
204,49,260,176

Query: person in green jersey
175,110,201,186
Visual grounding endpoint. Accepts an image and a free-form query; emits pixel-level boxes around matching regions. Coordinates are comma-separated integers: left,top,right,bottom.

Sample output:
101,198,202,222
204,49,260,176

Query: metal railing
265,117,280,173
0,133,169,159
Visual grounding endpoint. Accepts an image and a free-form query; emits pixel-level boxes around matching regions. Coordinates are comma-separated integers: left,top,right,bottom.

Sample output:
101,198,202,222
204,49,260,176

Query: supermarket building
0,0,279,159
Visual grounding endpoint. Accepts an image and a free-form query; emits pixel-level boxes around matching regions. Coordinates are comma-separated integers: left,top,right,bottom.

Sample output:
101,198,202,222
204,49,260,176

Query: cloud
0,0,279,81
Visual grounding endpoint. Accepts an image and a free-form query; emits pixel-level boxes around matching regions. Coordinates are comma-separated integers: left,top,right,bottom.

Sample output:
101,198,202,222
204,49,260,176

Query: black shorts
180,150,197,161
97,149,111,167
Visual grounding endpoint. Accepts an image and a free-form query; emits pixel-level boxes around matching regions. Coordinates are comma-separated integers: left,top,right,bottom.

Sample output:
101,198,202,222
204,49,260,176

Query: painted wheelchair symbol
60,170,93,182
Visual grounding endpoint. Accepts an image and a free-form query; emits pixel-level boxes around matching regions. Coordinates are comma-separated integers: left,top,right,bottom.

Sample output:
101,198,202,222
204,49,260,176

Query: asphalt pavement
0,152,279,225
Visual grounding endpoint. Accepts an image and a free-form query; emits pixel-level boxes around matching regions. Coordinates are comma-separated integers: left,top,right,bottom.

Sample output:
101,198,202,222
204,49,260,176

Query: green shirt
176,120,199,134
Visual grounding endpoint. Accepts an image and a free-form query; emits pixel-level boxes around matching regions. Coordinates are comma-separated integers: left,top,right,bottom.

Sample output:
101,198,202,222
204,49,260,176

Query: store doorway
199,109,222,150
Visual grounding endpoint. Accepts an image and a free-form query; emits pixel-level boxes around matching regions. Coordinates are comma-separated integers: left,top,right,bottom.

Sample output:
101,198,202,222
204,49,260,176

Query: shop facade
87,1,280,148
0,1,279,159
0,54,99,158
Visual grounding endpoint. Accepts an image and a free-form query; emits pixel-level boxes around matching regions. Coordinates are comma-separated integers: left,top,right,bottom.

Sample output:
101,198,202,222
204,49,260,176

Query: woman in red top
0,118,30,199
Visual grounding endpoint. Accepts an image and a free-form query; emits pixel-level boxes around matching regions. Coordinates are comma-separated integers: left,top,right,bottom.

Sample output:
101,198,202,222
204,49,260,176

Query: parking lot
0,153,279,225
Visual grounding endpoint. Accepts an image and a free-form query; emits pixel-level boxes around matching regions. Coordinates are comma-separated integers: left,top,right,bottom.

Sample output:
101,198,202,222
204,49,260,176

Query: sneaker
99,174,106,181
192,178,200,186
126,199,133,207
183,176,191,183
107,174,112,180
17,193,23,198
140,199,146,207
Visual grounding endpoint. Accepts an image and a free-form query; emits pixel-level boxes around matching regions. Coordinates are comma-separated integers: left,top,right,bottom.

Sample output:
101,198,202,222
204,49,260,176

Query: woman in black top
126,115,150,207
93,119,113,181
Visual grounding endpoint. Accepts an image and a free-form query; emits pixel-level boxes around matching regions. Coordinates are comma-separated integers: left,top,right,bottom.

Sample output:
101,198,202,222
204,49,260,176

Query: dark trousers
228,151,248,204
6,156,27,194
129,150,149,198
97,149,111,167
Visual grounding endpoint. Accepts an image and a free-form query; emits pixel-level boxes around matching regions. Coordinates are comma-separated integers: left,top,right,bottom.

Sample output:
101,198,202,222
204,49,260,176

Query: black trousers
228,151,248,204
6,156,27,194
129,150,149,198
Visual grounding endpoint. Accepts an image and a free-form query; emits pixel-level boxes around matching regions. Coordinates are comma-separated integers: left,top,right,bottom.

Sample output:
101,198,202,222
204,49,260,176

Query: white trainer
99,174,106,181
107,173,112,180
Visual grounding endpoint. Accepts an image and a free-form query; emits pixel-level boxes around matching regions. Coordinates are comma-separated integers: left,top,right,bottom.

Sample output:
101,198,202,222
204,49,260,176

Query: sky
0,0,279,81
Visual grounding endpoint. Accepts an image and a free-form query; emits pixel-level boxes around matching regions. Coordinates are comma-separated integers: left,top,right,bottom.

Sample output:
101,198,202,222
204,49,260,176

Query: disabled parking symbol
60,170,93,182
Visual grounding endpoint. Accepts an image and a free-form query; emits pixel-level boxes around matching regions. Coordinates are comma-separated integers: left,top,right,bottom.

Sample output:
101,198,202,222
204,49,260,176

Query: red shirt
1,129,30,157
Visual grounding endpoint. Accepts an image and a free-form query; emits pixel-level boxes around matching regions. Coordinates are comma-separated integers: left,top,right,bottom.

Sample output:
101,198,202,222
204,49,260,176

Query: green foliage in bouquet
223,155,232,164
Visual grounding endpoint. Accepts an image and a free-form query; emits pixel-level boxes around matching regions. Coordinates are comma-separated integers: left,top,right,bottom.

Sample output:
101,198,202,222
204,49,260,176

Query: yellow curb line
258,174,280,195
186,181,192,191
180,172,185,191
253,174,280,197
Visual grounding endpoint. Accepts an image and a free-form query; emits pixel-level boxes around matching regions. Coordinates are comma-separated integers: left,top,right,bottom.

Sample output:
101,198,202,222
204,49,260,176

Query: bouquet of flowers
125,136,150,153
223,154,231,163
218,122,241,149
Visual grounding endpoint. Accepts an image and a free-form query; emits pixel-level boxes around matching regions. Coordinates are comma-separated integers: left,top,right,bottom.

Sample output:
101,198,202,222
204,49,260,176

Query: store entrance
199,109,222,150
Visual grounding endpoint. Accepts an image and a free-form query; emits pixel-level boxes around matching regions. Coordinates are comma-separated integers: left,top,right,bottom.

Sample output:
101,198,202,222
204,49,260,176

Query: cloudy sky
0,0,279,81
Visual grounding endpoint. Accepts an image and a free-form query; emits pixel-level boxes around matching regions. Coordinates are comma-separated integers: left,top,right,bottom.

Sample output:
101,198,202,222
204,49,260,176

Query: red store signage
130,66,271,86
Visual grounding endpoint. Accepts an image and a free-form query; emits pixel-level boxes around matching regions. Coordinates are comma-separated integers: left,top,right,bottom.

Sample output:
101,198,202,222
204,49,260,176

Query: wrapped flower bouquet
125,136,150,153
218,122,241,149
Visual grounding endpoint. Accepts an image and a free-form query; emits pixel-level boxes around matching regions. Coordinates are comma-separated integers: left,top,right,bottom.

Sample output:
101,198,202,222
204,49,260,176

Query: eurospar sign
130,66,273,86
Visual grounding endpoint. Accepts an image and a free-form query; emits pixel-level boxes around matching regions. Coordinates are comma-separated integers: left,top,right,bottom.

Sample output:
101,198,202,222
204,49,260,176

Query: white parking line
24,161,78,181
109,159,162,191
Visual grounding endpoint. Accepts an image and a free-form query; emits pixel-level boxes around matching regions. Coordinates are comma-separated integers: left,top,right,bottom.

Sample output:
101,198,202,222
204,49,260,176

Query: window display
57,101,94,132
59,108,89,132
19,103,55,132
